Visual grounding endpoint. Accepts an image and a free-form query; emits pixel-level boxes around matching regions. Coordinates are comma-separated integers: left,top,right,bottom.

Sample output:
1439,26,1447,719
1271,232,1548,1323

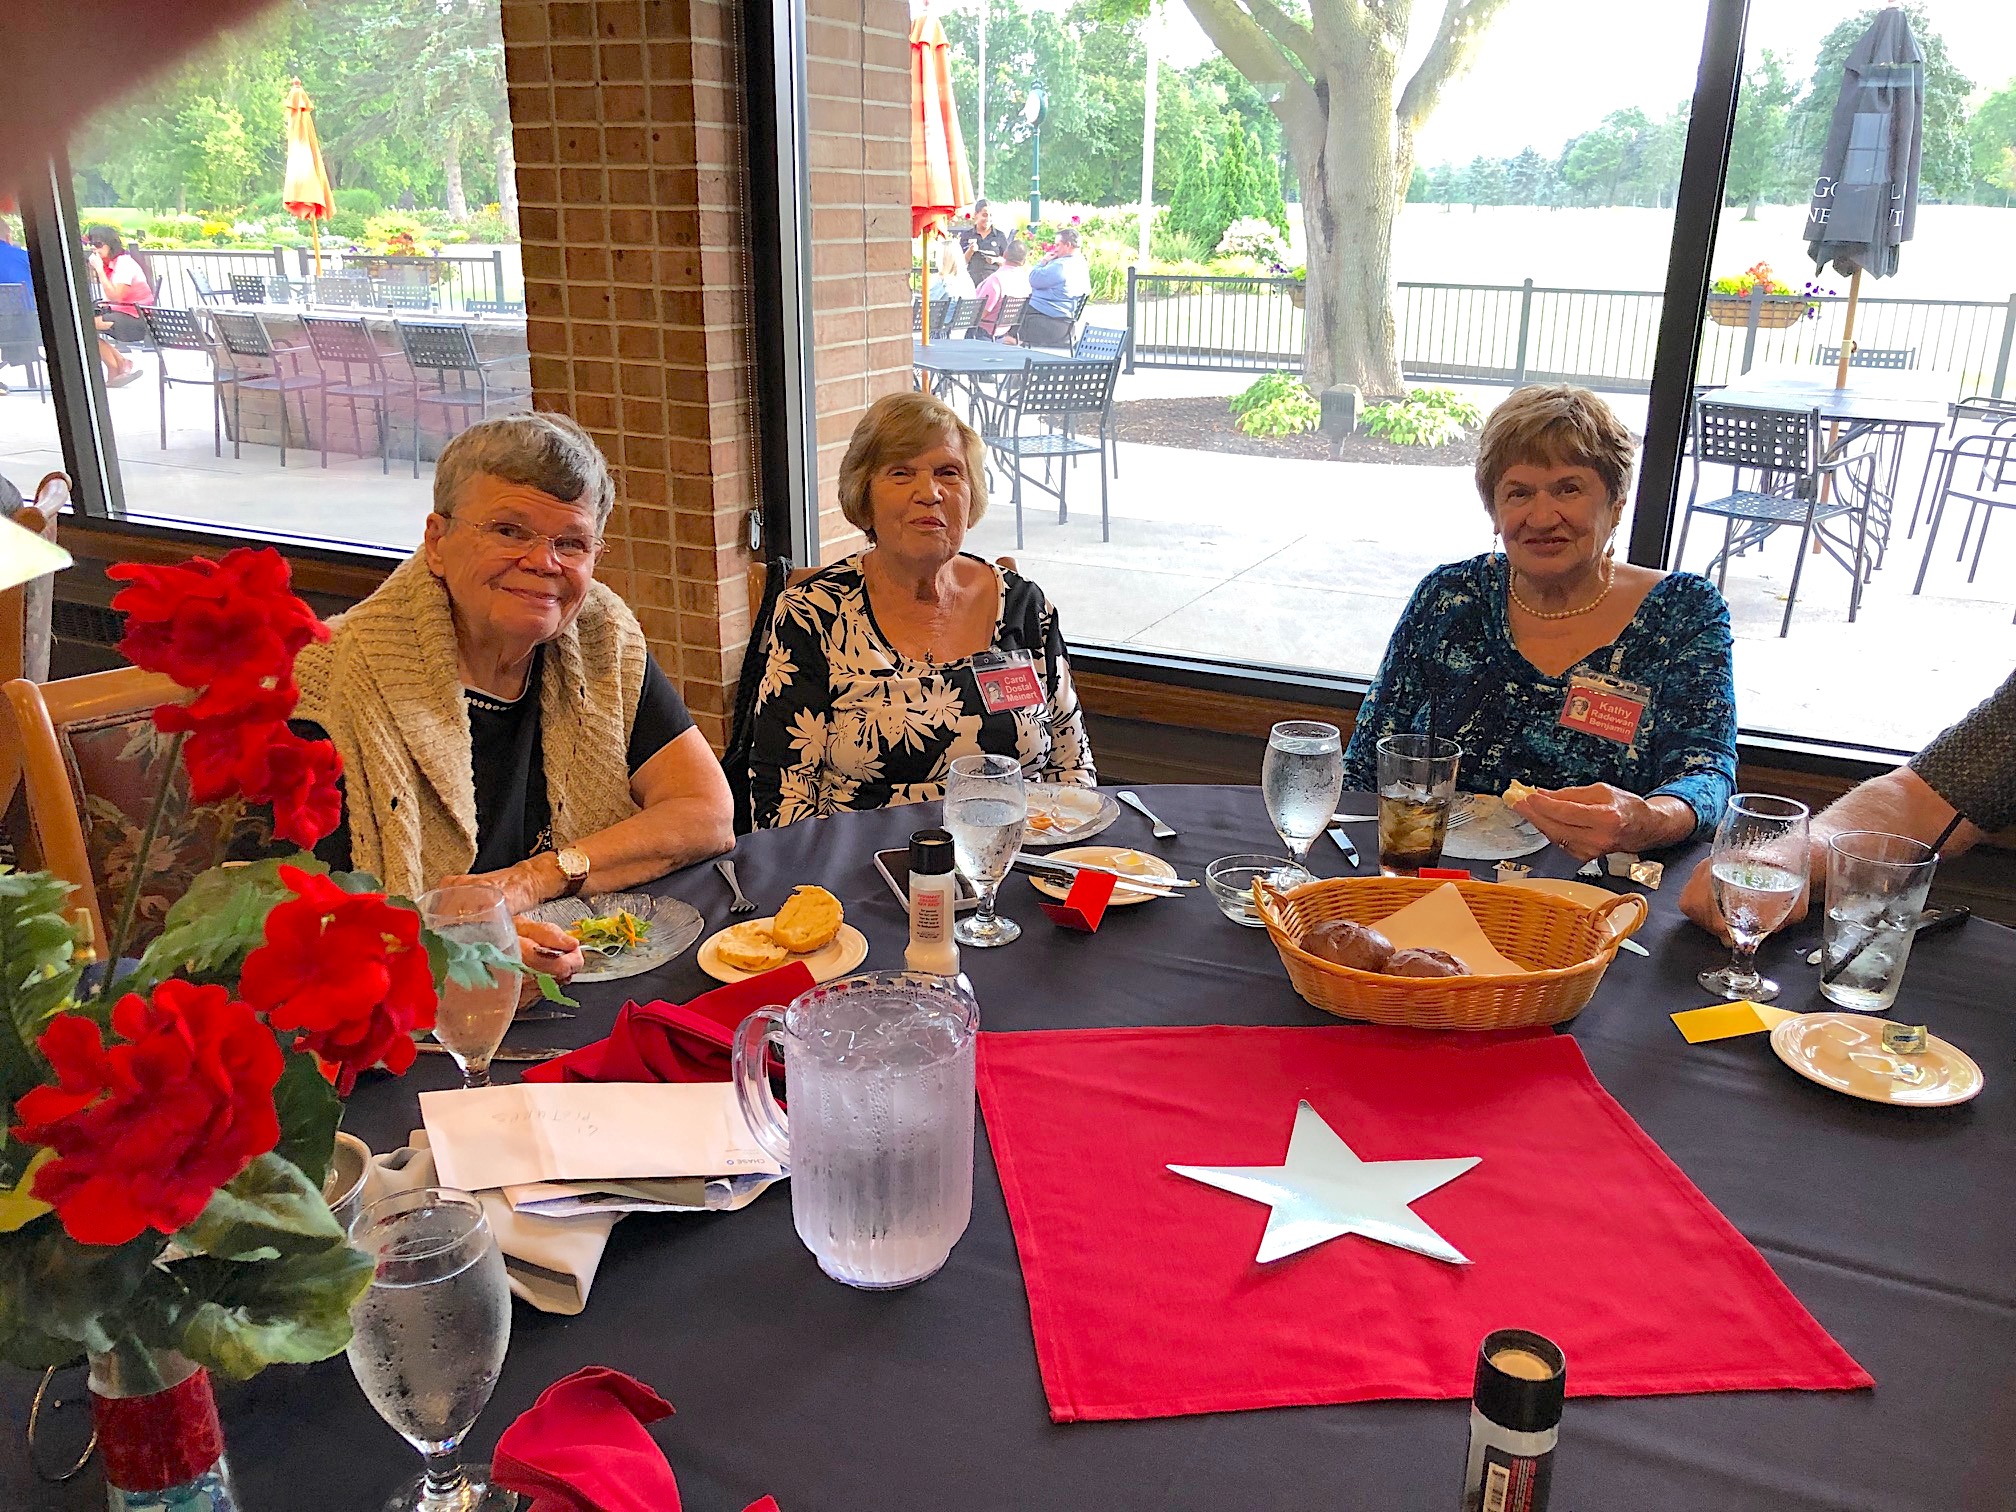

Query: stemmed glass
945,753,1027,948
1262,720,1345,886
347,1188,518,1511
418,884,519,1089
1699,793,1812,1003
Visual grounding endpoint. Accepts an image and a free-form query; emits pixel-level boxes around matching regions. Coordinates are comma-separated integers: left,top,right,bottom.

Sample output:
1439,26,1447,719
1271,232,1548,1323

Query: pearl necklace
1506,554,1615,621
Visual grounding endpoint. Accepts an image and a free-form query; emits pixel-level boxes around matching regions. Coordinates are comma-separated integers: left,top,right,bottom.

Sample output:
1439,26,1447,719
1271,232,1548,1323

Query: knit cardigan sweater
295,551,647,898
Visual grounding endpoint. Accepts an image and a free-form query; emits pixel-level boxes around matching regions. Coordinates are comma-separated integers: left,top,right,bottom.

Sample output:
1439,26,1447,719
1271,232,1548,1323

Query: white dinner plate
1441,793,1550,862
697,920,870,985
1769,1012,1983,1108
1026,846,1180,907
1022,784,1119,846
520,892,704,983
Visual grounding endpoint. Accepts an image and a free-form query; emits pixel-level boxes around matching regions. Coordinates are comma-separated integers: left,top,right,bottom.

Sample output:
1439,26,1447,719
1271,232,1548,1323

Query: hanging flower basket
1706,294,1808,329
1286,282,1306,310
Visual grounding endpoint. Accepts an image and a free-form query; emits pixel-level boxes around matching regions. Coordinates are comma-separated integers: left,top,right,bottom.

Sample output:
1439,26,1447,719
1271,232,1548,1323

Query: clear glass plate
521,892,705,982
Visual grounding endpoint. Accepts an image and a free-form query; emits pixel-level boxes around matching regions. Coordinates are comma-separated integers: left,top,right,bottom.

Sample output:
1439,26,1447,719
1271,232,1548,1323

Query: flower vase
87,1346,241,1511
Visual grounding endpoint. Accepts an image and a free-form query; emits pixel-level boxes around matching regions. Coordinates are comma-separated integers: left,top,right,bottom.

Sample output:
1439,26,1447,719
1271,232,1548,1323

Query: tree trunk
1742,196,1760,221
443,128,468,220
494,125,520,237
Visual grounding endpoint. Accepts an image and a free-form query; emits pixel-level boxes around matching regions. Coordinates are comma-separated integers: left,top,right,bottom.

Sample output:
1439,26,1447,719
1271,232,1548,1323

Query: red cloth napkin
523,964,815,1084
976,1024,1872,1422
491,1367,780,1512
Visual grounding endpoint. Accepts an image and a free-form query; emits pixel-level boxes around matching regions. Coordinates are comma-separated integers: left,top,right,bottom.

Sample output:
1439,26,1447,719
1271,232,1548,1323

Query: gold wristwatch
553,846,591,899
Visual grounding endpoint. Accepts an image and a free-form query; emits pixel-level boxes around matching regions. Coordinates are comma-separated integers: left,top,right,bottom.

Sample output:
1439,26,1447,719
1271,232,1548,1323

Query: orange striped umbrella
911,11,973,344
281,79,336,273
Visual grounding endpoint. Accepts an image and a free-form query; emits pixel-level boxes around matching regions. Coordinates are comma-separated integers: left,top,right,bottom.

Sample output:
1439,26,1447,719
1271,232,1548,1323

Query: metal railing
140,245,516,313
1124,269,2016,401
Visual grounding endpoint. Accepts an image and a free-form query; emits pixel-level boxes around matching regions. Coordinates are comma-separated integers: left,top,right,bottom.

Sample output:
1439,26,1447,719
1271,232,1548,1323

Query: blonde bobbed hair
837,391,989,539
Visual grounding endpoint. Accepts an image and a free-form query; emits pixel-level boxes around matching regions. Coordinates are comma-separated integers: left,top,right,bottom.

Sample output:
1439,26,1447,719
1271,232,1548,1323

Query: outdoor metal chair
137,306,230,456
1912,431,2016,620
1814,345,1917,371
466,299,526,316
983,294,1027,341
1909,395,2016,539
1674,401,1879,636
311,273,382,308
1063,326,1129,480
944,297,981,337
0,283,46,400
228,274,269,305
188,271,232,307
913,295,954,339
980,358,1118,549
395,319,532,478
301,315,404,472
380,276,439,311
209,309,322,467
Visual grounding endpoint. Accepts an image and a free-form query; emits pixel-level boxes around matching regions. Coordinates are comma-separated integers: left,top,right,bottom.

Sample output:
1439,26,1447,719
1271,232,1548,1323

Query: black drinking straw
1819,812,1965,986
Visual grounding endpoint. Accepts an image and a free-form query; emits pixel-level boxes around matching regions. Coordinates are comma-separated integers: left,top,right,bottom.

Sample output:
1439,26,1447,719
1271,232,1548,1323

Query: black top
297,649,693,874
1910,667,2016,833
958,224,1009,287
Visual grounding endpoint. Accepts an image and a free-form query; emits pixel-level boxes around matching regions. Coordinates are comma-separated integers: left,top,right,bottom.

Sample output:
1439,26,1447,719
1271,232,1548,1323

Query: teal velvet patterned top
1342,554,1738,841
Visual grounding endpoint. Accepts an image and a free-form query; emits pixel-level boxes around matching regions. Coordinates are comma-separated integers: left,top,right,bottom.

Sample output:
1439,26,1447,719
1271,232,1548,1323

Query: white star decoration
1169,1101,1481,1266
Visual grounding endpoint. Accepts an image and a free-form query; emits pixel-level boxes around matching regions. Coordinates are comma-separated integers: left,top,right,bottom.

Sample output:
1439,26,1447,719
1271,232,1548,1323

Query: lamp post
1024,86,1047,225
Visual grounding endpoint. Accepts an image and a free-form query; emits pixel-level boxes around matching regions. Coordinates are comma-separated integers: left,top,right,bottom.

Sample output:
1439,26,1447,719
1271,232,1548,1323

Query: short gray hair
433,412,615,530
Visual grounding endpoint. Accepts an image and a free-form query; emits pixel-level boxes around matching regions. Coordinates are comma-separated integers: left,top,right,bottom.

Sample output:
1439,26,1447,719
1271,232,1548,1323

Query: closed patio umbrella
1804,6,1922,389
282,79,337,275
911,11,973,345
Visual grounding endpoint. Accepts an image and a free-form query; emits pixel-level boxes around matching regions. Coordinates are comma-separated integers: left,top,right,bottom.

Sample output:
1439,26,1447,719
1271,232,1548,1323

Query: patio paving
5,361,2011,757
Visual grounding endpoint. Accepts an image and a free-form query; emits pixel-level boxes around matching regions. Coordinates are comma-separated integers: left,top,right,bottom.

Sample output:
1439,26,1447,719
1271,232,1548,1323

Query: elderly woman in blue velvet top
1343,385,1737,862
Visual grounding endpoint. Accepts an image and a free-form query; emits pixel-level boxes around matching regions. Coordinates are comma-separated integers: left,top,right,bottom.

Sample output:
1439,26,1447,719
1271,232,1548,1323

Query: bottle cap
911,828,955,876
1473,1328,1566,1433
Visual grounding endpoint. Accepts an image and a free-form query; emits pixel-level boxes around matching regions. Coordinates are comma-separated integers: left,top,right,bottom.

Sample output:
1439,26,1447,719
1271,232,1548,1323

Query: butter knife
1010,853,1187,897
1327,824,1360,867
415,1043,569,1064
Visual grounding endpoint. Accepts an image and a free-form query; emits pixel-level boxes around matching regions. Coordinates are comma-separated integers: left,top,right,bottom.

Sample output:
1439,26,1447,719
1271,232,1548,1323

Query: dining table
6,784,2011,1511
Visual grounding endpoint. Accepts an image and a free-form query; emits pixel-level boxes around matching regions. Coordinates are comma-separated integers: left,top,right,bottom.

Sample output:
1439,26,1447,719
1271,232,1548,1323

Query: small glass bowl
1205,855,1314,927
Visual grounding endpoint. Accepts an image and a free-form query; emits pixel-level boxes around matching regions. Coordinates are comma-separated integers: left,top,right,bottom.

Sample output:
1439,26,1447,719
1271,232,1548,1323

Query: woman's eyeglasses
450,516,603,566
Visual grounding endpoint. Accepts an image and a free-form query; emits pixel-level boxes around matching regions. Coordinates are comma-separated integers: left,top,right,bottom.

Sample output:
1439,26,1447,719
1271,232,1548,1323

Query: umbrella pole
921,227,932,346
1818,268,1863,516
311,216,322,277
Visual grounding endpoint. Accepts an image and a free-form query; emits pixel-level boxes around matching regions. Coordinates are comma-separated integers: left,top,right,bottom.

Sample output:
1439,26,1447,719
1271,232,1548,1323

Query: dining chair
187,270,230,306
1912,430,2016,621
395,319,533,478
1814,345,1917,371
1,666,244,955
228,273,269,305
209,309,323,466
466,298,526,316
0,282,47,400
137,305,231,456
980,358,1118,550
312,273,382,309
380,277,439,312
1674,401,1878,636
0,492,62,837
944,297,981,338
1908,395,2016,541
301,314,404,472
984,294,1027,342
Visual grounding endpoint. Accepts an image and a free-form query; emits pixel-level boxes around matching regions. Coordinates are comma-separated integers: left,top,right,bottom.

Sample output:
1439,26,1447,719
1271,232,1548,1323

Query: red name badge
1558,674,1649,746
975,655,1043,714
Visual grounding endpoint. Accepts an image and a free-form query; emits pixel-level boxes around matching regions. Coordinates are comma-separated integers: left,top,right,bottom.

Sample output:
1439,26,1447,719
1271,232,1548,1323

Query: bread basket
1256,876,1649,1030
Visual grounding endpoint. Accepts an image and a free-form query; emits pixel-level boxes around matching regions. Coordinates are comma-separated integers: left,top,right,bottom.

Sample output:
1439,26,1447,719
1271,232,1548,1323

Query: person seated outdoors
973,240,1031,338
927,234,975,305
1680,668,2016,940
0,219,33,396
749,390,1095,828
84,225,152,388
1020,226,1089,347
292,412,735,988
1343,384,1737,863
957,198,1009,287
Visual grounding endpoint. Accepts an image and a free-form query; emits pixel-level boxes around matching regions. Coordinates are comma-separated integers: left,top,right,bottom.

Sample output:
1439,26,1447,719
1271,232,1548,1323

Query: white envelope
420,1081,782,1195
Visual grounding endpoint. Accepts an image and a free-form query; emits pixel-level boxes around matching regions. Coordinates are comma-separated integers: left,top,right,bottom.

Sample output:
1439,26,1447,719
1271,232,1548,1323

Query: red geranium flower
259,732,344,849
11,982,283,1246
238,866,437,1075
108,548,326,692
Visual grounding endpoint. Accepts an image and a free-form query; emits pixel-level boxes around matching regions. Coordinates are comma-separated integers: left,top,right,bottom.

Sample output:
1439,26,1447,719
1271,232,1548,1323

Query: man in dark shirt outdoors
958,199,1008,288
1681,668,2016,939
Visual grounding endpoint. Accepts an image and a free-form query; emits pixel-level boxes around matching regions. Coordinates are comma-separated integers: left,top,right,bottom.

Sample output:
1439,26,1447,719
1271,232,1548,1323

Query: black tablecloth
6,786,2012,1511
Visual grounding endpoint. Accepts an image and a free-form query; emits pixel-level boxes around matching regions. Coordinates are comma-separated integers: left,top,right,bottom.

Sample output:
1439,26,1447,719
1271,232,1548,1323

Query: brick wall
804,0,915,563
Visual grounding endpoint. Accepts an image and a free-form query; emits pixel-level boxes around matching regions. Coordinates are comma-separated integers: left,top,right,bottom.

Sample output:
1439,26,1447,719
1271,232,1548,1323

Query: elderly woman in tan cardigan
293,412,735,983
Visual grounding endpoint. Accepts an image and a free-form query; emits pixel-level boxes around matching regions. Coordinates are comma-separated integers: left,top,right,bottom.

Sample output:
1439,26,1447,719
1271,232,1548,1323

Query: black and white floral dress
748,553,1096,829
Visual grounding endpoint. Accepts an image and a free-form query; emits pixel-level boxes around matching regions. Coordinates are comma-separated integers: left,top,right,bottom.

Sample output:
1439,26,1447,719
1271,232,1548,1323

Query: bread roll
717,920,789,972
771,885,844,953
1384,946,1468,978
1302,919,1396,972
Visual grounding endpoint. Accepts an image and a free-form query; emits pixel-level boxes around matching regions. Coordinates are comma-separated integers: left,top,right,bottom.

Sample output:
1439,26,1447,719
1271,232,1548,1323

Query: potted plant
1706,262,1822,329
1,549,536,1508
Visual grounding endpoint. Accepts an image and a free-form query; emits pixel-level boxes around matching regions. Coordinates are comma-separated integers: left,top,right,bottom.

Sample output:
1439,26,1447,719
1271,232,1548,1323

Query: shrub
326,210,368,241
334,187,384,217
361,212,440,256
1230,371,1320,438
1360,388,1485,448
1084,240,1132,303
1215,217,1287,265
459,209,516,244
248,192,285,217
1151,224,1208,264
1407,387,1485,428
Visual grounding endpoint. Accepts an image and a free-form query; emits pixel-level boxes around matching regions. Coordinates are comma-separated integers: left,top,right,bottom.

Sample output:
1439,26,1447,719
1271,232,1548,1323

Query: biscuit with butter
1503,779,1537,805
771,885,844,953
716,920,789,972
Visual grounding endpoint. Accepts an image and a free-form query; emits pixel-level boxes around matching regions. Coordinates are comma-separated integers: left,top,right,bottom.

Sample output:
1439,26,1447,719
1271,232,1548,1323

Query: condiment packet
1628,859,1664,889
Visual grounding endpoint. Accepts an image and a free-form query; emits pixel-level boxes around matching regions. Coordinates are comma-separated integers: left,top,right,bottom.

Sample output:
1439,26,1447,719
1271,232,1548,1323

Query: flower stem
99,730,189,998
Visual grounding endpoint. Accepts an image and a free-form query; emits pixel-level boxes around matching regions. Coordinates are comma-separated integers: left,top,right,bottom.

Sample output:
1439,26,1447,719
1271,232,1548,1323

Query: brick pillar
502,0,756,750
805,0,915,562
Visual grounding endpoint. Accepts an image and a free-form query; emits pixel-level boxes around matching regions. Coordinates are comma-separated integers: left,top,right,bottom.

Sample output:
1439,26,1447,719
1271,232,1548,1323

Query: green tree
1970,79,2016,201
1169,128,1230,247
1784,4,1973,202
1726,51,1797,219
1504,148,1547,205
1460,155,1507,208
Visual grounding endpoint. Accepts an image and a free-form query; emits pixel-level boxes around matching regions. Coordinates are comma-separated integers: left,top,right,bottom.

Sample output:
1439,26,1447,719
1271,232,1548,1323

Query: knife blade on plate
511,1007,576,1024
1011,853,1189,896
1326,824,1360,867
415,1043,569,1064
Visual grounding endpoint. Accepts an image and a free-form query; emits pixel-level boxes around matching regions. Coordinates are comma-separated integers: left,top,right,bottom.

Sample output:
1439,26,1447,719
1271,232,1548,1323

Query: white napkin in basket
1372,883,1531,977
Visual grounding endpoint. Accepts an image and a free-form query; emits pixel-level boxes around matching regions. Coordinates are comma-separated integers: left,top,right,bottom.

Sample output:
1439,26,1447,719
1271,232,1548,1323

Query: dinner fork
715,859,758,914
1117,790,1178,839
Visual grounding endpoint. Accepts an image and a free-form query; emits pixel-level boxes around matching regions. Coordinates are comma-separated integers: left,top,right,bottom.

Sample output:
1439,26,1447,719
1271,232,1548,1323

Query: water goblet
1262,721,1344,884
945,753,1026,947
418,884,519,1089
347,1187,517,1512
1699,793,1811,1003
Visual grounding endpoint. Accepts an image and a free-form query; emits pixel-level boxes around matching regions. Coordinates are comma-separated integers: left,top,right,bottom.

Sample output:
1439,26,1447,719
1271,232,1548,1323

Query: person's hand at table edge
1508,783,1696,863
515,919,584,1006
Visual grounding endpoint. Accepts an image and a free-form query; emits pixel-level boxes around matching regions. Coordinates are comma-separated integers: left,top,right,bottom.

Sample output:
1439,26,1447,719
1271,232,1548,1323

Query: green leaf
124,856,320,997
0,1218,162,1368
271,1053,343,1190
167,1242,375,1380
534,970,577,1007
422,929,575,1007
175,1154,344,1262
0,870,87,1102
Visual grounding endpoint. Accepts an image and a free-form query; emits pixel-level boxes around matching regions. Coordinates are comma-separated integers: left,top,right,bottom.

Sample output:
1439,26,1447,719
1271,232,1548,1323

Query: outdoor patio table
7,785,2010,1510
910,339,1074,378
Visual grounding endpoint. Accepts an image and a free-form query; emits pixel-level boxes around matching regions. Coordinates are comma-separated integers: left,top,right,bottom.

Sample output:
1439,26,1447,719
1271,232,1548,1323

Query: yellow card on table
1671,1000,1800,1044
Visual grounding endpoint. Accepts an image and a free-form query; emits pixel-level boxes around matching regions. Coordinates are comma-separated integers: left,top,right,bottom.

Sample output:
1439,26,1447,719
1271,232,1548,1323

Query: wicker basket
1706,294,1809,329
1256,876,1649,1031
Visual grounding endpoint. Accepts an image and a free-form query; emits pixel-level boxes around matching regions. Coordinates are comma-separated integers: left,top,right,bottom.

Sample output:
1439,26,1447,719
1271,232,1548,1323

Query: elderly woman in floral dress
748,391,1095,827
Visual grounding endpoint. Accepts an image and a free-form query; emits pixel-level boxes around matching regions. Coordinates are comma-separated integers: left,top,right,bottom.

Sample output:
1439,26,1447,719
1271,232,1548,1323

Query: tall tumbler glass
1375,734,1461,876
1262,721,1345,884
419,884,519,1088
347,1188,517,1512
945,753,1027,948
1820,831,1938,1013
1699,793,1810,1003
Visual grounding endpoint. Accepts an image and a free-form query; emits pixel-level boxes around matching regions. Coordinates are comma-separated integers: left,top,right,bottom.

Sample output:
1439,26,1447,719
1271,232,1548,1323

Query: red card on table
1037,867,1117,932
976,1024,1871,1422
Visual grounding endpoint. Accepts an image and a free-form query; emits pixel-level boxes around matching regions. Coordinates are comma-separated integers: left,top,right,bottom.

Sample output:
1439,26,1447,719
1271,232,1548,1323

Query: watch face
558,848,590,879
